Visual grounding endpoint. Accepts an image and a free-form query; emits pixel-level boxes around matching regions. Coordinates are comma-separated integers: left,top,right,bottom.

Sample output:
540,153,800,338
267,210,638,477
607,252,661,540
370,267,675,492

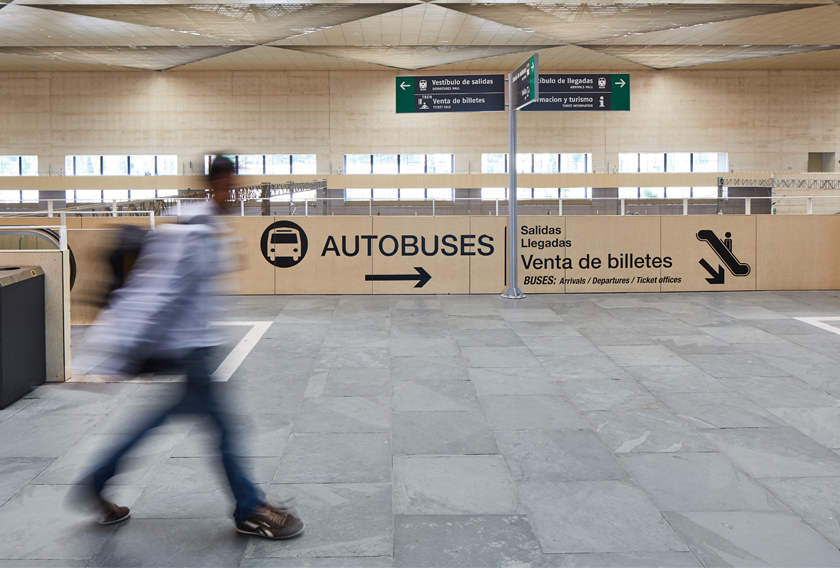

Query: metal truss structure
719,177,840,190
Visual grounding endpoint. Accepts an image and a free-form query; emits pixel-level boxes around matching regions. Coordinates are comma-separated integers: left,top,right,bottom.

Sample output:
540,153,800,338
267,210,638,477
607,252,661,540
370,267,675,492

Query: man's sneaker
236,504,304,539
98,499,130,525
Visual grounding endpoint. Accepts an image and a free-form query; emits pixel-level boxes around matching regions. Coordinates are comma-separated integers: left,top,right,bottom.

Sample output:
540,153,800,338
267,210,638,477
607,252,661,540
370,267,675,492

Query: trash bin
0,266,46,409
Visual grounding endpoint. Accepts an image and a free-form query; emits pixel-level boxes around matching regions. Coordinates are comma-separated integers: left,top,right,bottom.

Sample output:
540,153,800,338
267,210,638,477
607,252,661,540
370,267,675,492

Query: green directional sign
510,54,539,110
396,75,505,114
522,73,630,112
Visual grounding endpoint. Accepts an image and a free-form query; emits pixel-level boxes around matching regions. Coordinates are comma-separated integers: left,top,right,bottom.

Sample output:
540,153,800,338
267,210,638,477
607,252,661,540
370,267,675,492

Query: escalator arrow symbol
699,259,725,284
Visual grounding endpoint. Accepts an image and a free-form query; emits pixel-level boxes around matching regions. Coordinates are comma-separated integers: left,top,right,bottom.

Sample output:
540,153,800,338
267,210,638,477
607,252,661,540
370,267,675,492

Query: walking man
75,156,303,540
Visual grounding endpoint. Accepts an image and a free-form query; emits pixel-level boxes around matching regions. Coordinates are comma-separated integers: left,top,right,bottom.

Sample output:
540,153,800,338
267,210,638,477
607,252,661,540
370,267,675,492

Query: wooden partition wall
10,214,840,327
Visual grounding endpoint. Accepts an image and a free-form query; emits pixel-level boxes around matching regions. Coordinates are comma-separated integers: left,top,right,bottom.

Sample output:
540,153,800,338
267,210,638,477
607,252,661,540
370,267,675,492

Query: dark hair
209,155,235,181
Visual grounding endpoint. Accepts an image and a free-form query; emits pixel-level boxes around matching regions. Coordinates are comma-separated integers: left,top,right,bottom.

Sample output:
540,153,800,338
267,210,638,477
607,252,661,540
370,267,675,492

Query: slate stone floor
4,292,840,566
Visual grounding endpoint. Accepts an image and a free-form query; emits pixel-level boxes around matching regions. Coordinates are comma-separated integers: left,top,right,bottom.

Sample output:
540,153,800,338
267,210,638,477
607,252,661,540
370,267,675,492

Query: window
534,188,559,199
271,189,318,203
0,156,37,176
666,153,691,173
533,154,558,174
373,155,398,174
266,155,290,175
427,188,453,200
693,187,718,198
639,154,665,173
0,190,37,203
344,154,453,174
640,187,665,198
65,189,177,203
482,154,507,174
399,155,425,174
373,188,399,200
667,187,691,198
481,188,507,200
618,152,728,173
619,187,639,199
204,154,316,175
400,188,426,200
483,153,591,173
344,188,371,201
517,187,532,199
561,188,588,199
67,155,177,176
345,155,371,174
427,154,453,174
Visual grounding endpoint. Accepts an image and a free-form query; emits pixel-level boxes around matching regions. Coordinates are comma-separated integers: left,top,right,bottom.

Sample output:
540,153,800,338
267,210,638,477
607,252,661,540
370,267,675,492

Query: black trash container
0,266,46,409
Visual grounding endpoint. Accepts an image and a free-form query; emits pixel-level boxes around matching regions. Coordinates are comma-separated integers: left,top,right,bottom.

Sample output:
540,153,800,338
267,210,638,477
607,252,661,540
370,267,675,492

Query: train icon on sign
418,80,428,91
598,77,607,89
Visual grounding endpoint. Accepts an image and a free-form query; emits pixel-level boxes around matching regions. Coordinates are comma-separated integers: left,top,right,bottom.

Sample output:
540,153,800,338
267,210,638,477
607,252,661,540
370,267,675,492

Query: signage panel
523,73,630,111
396,75,505,113
510,54,539,110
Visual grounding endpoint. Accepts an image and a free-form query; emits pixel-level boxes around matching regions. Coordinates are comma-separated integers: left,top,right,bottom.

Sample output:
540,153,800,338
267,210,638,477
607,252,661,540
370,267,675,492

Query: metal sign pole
502,74,524,299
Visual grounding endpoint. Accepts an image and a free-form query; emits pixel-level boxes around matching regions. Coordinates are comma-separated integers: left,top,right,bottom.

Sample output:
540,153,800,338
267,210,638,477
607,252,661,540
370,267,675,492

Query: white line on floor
794,316,840,336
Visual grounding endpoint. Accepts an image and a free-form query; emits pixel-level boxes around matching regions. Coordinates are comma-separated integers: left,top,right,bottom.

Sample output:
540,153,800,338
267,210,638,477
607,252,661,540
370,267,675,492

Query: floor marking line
793,316,840,336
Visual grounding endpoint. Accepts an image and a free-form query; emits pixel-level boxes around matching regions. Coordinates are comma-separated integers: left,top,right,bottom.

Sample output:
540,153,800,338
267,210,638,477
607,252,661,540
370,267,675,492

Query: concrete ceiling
0,0,838,72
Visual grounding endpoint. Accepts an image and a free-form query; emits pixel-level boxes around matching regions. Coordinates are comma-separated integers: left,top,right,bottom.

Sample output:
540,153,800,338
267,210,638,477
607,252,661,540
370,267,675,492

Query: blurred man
74,156,303,540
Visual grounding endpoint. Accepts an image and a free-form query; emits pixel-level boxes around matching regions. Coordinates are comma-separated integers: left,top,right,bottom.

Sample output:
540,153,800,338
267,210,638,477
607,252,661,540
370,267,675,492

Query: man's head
208,155,235,207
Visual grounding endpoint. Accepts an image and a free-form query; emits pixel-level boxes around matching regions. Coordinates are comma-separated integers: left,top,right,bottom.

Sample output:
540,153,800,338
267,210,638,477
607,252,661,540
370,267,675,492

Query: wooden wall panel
518,216,567,294
469,216,507,295
80,216,177,229
224,217,276,295
756,216,840,291
67,229,118,324
371,217,471,295
1,251,69,382
661,216,756,292
565,217,662,293
273,217,374,295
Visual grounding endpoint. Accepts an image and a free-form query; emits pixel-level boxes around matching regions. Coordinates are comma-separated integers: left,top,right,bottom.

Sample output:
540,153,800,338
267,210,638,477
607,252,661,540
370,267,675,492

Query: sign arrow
616,79,626,88
366,267,431,288
400,81,410,91
699,259,725,284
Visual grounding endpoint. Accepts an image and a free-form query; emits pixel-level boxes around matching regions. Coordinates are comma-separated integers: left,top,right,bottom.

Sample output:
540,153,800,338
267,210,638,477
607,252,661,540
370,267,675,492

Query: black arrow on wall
699,259,725,284
366,267,432,288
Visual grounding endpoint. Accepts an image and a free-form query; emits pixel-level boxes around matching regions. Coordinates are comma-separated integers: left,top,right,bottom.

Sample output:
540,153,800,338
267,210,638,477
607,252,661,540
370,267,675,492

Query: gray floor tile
460,346,542,368
392,411,498,456
781,334,840,361
544,552,702,567
582,332,658,346
663,511,840,567
316,368,391,397
446,315,510,330
767,407,840,448
701,326,788,344
722,377,840,409
652,335,734,356
599,345,690,367
324,330,390,349
609,308,677,322
34,432,183,486
0,413,103,458
394,515,545,567
624,366,726,394
481,395,589,431
0,398,34,425
253,336,324,358
89,518,249,567
276,310,336,324
0,458,52,504
681,352,789,378
561,379,665,412
86,399,197,437
657,392,785,429
390,336,461,357
585,410,719,454
246,483,392,559
547,356,632,381
506,320,582,338
468,367,562,396
518,480,687,554
275,433,391,484
241,558,393,568
524,336,602,358
0,561,90,567
18,383,139,416
390,356,470,381
620,453,784,512
316,348,390,369
759,476,840,548
392,380,481,412
452,328,527,347
497,430,627,482
131,457,275,519
631,320,704,337
393,455,521,515
703,427,840,478
0,484,118,560
293,397,390,433
173,413,291,457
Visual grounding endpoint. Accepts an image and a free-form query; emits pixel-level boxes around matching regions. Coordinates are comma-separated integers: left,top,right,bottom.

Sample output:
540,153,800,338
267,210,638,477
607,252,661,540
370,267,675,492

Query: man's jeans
90,348,264,524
